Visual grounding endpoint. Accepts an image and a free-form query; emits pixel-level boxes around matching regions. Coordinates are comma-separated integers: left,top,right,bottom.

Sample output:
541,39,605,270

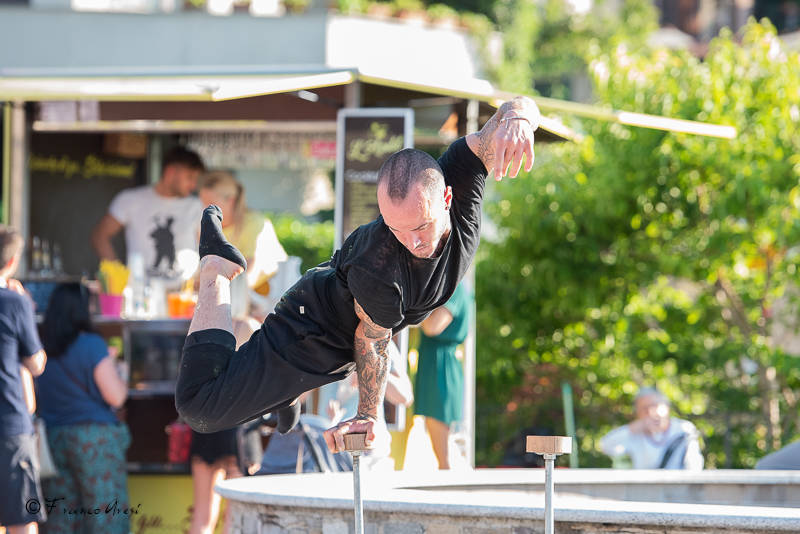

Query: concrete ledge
217,469,800,533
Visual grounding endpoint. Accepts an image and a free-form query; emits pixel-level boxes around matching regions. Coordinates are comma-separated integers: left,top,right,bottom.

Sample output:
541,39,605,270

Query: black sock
199,205,247,270
277,402,300,434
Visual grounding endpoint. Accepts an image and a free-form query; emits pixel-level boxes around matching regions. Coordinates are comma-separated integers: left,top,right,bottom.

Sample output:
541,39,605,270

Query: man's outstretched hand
492,115,537,180
466,95,540,182
323,414,376,453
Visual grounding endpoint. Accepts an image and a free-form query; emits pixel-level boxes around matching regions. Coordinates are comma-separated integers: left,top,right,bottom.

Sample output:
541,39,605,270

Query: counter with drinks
26,258,198,476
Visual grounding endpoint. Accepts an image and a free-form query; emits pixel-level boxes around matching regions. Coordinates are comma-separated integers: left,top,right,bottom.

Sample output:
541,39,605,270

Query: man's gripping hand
323,413,377,454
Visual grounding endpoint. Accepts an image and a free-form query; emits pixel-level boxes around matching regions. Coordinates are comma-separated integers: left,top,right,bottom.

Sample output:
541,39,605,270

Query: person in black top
175,96,539,453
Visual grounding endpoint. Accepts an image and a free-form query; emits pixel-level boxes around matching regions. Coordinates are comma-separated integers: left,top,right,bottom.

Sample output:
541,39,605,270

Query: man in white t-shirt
91,147,206,285
599,387,704,470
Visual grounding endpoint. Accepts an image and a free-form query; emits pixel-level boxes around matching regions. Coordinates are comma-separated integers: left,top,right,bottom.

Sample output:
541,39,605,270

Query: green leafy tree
492,0,657,98
475,20,800,467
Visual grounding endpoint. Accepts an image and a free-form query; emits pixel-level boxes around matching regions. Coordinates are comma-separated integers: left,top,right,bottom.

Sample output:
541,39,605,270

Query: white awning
0,67,736,140
0,71,355,102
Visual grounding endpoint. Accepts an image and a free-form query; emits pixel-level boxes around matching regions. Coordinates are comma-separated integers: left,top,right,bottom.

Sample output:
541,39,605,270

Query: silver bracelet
500,116,532,126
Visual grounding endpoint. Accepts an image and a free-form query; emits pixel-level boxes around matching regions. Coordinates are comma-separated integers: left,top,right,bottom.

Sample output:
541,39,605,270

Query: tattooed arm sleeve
353,298,393,421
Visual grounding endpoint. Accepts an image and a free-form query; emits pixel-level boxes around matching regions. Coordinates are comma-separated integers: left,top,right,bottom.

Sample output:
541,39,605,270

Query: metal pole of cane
543,453,556,534
345,433,368,534
526,436,572,534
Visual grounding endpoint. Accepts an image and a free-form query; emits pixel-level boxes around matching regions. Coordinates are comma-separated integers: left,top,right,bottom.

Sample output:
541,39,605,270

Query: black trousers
175,328,349,434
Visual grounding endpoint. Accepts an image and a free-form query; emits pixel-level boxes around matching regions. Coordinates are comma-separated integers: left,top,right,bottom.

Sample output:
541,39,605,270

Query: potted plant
283,0,311,13
183,0,205,12
392,0,427,23
427,3,459,29
336,0,367,14
459,11,493,35
233,0,250,13
366,0,394,18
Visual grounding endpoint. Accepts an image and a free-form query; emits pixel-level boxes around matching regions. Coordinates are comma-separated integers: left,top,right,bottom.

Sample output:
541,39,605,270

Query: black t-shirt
271,137,486,374
334,137,485,330
0,288,42,438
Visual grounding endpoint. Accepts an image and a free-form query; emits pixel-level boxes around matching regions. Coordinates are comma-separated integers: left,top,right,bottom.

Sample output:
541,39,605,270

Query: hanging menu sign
334,108,414,248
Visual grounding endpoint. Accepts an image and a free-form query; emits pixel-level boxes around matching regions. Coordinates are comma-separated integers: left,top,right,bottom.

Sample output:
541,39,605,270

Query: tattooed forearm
353,300,392,420
353,324,390,420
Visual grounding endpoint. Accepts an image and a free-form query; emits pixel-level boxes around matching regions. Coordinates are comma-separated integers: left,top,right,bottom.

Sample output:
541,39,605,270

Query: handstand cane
526,436,572,534
344,433,369,534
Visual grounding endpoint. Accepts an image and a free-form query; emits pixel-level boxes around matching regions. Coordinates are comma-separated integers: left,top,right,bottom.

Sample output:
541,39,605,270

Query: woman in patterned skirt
37,283,130,534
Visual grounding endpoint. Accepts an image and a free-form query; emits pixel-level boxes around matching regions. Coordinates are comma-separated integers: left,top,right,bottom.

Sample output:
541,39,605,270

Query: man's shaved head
377,149,453,259
377,148,444,201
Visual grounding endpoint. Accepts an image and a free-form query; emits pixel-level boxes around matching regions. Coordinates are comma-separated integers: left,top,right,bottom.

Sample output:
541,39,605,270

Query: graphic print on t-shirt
149,215,176,276
109,186,203,283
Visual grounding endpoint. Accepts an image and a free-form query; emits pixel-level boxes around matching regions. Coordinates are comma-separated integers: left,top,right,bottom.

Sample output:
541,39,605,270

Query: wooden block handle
344,433,369,452
526,435,572,455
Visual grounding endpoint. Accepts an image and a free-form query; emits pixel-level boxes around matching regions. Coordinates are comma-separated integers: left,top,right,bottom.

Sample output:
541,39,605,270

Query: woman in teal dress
415,282,471,469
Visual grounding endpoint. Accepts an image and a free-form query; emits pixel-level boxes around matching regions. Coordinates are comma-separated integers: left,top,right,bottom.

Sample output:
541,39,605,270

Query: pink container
99,293,124,317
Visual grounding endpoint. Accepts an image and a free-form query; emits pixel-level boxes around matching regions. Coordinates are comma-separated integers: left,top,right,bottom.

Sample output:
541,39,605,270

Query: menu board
28,133,145,276
334,109,414,248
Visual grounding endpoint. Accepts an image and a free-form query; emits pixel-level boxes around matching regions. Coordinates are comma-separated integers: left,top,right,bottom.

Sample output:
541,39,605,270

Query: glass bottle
40,239,52,276
52,243,64,275
31,236,42,275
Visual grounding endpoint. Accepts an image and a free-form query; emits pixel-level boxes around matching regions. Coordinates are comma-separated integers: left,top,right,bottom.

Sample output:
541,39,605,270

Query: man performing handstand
175,96,539,453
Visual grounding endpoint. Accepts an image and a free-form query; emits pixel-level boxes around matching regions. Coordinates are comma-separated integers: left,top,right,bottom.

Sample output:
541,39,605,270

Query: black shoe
199,205,247,270
277,402,301,434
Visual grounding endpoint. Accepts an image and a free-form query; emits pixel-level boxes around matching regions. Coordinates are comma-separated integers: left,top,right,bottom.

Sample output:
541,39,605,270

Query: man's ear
443,185,453,210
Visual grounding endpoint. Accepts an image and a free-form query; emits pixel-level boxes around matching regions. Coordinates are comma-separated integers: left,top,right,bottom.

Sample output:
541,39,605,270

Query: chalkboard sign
334,109,414,248
28,133,145,276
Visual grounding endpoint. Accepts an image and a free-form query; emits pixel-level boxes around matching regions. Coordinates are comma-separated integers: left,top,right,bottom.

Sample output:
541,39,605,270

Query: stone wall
226,500,792,534
217,470,800,534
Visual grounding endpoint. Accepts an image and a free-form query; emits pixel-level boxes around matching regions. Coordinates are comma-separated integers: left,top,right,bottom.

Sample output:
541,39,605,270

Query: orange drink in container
167,279,197,319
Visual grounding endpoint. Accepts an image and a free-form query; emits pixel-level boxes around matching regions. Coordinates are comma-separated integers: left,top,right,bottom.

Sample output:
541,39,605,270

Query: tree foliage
270,214,335,272
475,20,800,468
491,0,657,98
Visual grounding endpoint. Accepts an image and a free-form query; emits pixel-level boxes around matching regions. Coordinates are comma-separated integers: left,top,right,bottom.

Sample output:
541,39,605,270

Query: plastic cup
99,293,124,317
167,292,196,319
179,293,197,317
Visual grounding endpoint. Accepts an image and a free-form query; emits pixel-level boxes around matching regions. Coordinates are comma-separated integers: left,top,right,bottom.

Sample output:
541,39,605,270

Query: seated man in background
599,387,704,470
